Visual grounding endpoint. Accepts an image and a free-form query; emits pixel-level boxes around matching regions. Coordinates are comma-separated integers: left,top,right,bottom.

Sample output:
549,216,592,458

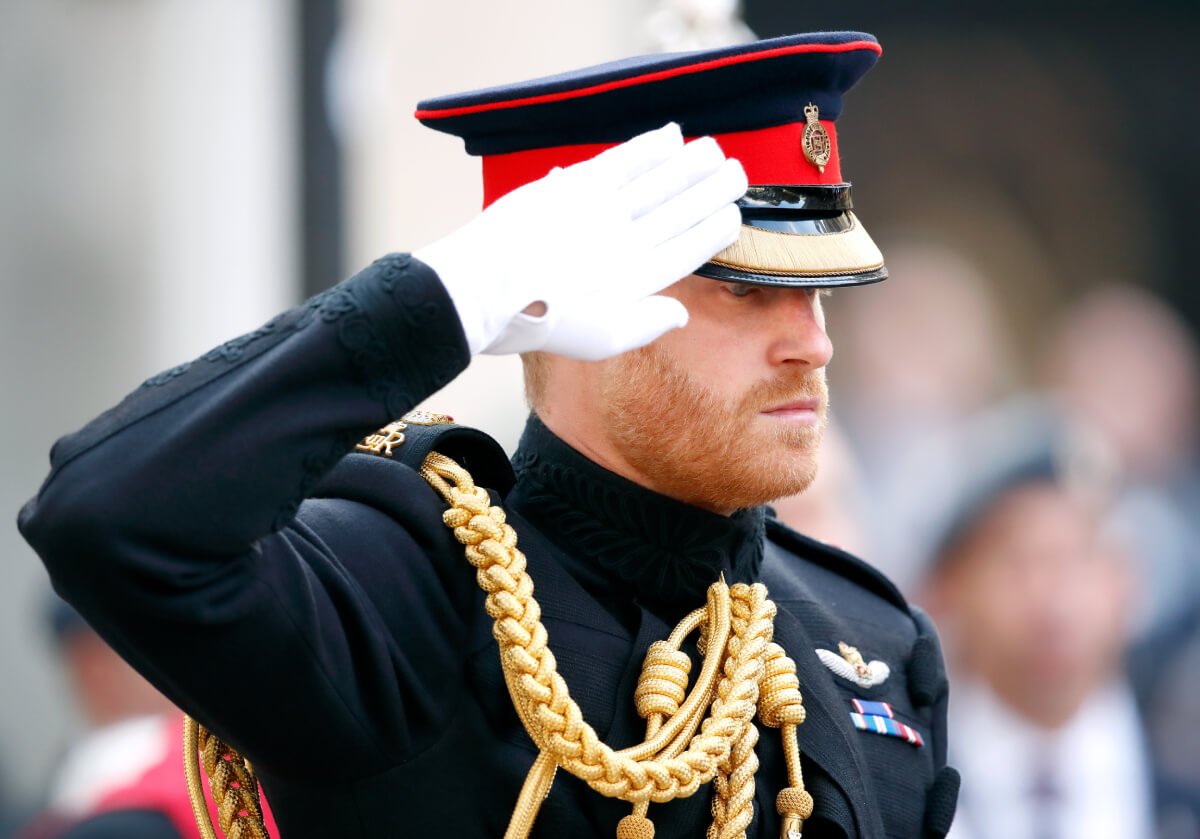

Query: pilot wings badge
816,641,890,689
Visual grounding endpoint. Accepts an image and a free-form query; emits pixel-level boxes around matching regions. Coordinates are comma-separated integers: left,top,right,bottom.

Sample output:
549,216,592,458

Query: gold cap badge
801,102,831,173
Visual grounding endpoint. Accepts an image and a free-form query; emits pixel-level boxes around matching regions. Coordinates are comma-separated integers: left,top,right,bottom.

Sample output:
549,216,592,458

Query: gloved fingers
540,294,689,360
606,294,690,351
630,157,747,249
623,203,743,299
569,122,684,188
479,309,552,356
617,136,729,220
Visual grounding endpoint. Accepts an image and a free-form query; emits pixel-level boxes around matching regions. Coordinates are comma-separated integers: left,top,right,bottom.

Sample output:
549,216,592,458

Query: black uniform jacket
19,255,958,839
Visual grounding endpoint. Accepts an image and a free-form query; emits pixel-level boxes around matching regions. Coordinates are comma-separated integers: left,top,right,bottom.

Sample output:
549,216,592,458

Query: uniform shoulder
764,514,908,613
310,413,515,522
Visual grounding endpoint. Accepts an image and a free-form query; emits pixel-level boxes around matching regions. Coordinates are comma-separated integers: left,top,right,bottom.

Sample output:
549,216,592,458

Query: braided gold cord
183,716,270,839
183,717,218,839
708,585,770,839
422,454,752,803
181,447,813,839
421,451,813,839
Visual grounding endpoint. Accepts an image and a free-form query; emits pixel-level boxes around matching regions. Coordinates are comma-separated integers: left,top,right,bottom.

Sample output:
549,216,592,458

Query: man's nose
767,291,834,369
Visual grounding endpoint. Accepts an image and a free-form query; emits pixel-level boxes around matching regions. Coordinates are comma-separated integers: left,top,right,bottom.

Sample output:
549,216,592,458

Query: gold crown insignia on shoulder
354,411,455,457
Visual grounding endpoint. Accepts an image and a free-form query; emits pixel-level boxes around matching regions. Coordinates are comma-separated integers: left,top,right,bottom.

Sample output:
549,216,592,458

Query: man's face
597,275,834,512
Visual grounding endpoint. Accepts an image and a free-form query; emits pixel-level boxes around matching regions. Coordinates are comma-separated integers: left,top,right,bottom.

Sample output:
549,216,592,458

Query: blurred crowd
783,242,1200,839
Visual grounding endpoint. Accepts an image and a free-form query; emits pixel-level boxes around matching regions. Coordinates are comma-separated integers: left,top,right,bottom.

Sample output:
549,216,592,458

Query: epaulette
351,411,516,496
765,515,908,612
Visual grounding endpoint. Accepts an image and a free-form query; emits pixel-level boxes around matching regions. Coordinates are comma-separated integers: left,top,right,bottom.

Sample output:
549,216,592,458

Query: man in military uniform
20,32,958,839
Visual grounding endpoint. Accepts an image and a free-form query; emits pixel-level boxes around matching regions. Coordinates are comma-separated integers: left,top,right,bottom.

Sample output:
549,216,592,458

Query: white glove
415,123,746,361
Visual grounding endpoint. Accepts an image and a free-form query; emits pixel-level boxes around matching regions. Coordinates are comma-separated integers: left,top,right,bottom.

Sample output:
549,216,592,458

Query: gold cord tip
776,786,814,819
616,814,655,839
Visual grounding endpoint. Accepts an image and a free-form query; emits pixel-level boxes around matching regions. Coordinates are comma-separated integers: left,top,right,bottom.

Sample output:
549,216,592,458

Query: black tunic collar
506,415,765,613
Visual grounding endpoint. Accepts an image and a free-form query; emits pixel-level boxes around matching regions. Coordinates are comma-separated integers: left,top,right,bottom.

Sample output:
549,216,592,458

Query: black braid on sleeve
336,253,467,418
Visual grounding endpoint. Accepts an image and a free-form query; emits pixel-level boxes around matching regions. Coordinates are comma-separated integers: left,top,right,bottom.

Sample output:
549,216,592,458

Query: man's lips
760,398,822,421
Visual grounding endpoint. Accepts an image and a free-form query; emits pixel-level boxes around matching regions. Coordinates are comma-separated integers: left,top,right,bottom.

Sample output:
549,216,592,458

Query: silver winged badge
815,641,890,689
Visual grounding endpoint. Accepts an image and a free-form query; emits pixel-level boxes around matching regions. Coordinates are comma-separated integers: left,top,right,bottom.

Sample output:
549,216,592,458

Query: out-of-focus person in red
15,599,277,839
919,409,1156,839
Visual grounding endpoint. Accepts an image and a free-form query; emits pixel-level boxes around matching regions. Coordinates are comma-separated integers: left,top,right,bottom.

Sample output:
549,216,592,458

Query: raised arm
17,125,745,779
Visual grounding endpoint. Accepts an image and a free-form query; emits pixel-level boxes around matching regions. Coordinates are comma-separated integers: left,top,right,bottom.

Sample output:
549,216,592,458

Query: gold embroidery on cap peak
801,102,831,173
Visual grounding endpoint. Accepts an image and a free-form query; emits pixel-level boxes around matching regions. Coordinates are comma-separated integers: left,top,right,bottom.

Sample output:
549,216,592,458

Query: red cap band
480,120,842,208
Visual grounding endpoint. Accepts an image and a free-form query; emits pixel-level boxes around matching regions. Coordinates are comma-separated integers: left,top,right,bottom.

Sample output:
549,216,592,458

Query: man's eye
725,283,756,298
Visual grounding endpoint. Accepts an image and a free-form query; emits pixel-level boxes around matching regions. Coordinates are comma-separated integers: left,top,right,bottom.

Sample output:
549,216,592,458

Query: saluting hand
415,123,746,361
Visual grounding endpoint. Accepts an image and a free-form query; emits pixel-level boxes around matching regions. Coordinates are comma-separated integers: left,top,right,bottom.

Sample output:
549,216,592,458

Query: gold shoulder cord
184,443,814,839
182,716,268,839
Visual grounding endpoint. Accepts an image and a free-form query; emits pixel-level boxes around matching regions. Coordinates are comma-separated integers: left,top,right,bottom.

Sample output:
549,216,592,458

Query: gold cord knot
635,641,693,719
758,642,807,728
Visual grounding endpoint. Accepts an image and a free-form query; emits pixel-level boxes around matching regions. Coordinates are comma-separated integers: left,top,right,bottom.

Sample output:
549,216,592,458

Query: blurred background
1,1,1196,837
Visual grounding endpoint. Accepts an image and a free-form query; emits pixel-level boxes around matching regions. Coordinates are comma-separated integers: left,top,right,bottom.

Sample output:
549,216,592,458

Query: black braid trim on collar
509,416,766,607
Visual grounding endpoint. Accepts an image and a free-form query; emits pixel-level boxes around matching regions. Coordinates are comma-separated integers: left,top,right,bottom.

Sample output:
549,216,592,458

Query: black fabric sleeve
17,254,473,780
